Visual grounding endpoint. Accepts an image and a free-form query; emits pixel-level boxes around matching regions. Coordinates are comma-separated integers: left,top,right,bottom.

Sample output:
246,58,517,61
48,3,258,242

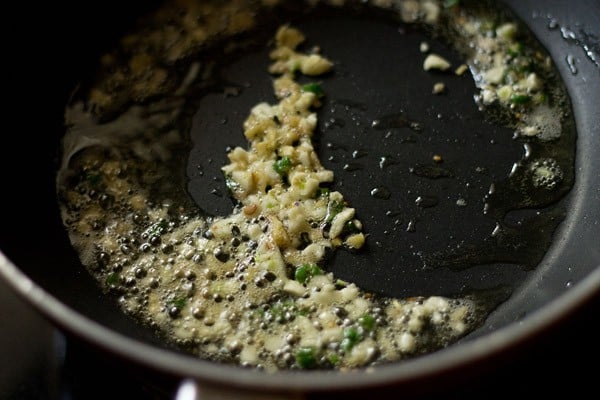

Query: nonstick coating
1,0,599,394
188,5,530,299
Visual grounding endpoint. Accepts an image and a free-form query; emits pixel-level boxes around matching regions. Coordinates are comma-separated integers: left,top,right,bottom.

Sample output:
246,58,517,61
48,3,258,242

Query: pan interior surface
188,6,573,300
0,0,598,390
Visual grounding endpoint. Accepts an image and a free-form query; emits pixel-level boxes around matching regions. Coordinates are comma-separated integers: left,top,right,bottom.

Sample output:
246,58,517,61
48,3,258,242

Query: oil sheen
56,0,576,372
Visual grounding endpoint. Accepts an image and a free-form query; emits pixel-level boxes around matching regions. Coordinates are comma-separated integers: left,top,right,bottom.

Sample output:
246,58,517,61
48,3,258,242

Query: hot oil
291,3,577,301
56,0,578,370
450,47,577,273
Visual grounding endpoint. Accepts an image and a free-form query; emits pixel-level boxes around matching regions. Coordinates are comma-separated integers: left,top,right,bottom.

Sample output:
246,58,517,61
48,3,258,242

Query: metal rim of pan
0,0,599,392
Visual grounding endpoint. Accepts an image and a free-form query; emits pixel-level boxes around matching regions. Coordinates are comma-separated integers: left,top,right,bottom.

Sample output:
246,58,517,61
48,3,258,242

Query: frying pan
1,0,599,398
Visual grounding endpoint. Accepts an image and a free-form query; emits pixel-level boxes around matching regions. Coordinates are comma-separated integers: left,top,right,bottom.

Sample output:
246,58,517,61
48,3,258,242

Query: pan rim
1,0,599,393
1,254,599,392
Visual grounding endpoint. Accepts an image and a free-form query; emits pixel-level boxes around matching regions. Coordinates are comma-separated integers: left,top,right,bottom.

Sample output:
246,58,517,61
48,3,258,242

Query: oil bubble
530,158,564,190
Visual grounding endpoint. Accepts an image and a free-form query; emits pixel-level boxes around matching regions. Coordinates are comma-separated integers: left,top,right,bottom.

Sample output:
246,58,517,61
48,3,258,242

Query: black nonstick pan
1,0,599,398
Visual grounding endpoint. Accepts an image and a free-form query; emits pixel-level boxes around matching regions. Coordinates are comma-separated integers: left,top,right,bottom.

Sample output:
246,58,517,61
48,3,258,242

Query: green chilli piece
510,94,532,105
105,272,120,285
295,265,310,284
169,297,187,309
309,264,323,276
295,263,323,284
327,353,340,366
358,314,376,331
341,326,363,352
325,200,345,223
295,347,318,369
273,156,292,176
301,82,324,97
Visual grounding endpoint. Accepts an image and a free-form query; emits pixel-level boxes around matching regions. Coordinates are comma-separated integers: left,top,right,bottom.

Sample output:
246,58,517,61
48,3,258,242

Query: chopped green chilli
273,156,292,176
296,347,318,369
510,94,532,104
301,82,324,97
